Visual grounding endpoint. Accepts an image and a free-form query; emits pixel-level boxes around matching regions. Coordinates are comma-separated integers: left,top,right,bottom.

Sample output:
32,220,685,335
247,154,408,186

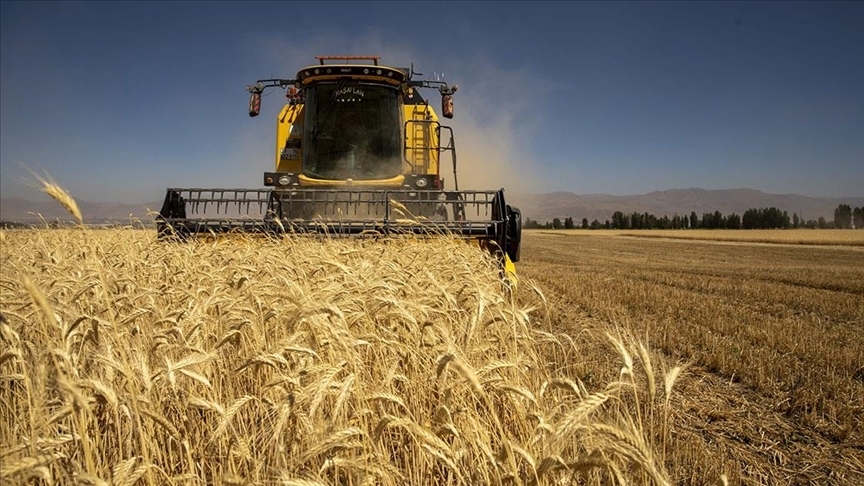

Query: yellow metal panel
298,174,405,187
471,240,517,288
503,255,518,288
275,104,304,172
402,103,440,176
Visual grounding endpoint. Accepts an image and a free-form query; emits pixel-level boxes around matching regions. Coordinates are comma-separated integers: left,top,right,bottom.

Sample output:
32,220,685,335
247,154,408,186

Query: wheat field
0,220,679,485
521,230,864,484
5,181,863,485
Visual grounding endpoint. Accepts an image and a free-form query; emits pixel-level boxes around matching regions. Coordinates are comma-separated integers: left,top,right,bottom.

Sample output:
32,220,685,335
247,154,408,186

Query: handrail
315,56,380,65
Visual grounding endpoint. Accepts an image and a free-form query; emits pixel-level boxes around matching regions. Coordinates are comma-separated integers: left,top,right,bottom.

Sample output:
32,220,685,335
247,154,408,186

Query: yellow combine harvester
157,56,521,276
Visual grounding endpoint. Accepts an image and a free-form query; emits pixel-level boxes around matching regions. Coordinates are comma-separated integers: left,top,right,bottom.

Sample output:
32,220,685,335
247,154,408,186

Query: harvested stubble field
554,229,864,247
521,229,864,485
1,225,678,485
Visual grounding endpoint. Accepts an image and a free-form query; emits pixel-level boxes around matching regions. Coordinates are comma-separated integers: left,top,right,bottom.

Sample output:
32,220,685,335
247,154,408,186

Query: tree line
523,204,864,230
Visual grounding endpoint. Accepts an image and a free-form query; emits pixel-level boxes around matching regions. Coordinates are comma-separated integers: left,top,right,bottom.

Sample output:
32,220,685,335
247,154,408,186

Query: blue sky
1,1,862,203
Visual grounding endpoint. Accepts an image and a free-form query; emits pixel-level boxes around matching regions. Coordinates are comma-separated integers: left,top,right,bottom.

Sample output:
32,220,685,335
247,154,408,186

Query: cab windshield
303,82,402,180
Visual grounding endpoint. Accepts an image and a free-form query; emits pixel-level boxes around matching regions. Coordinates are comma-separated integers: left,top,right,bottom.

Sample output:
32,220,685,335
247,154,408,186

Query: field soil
518,230,864,485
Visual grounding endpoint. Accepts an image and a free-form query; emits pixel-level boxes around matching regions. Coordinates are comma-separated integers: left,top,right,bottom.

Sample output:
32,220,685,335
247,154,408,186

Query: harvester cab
157,56,521,278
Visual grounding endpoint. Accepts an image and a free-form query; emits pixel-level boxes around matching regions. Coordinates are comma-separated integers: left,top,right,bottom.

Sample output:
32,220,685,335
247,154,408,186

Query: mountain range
0,197,162,225
1,188,862,225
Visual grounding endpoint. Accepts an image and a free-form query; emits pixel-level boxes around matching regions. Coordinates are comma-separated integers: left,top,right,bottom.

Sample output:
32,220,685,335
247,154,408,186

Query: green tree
792,212,799,229
742,208,758,229
743,207,790,229
612,211,628,229
834,204,853,229
552,217,562,229
853,207,864,229
726,213,741,229
817,216,828,229
581,218,589,229
644,212,657,229
690,211,699,229
564,217,575,229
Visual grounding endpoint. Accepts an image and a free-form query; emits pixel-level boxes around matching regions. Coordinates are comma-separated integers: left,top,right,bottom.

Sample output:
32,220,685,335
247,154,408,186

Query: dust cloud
446,105,545,195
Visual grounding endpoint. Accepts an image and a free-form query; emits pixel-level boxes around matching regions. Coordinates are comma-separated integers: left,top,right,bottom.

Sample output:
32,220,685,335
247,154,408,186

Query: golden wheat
0,190,684,484
22,171,84,226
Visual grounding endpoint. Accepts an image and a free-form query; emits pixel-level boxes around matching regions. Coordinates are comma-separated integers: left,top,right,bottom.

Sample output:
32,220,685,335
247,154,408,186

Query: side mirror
441,94,454,119
249,92,261,117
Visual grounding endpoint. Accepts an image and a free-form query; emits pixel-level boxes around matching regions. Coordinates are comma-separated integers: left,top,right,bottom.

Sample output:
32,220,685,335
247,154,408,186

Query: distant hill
1,188,862,225
0,197,161,224
508,188,864,223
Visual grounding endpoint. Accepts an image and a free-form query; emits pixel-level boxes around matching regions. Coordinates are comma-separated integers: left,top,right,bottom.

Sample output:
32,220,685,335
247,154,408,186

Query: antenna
410,63,423,78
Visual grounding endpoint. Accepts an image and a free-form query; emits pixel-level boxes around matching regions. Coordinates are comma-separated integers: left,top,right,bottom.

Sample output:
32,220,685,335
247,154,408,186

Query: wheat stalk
25,171,84,225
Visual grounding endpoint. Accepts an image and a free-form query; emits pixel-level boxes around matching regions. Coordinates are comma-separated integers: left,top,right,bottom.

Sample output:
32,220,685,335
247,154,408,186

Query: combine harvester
157,56,521,280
